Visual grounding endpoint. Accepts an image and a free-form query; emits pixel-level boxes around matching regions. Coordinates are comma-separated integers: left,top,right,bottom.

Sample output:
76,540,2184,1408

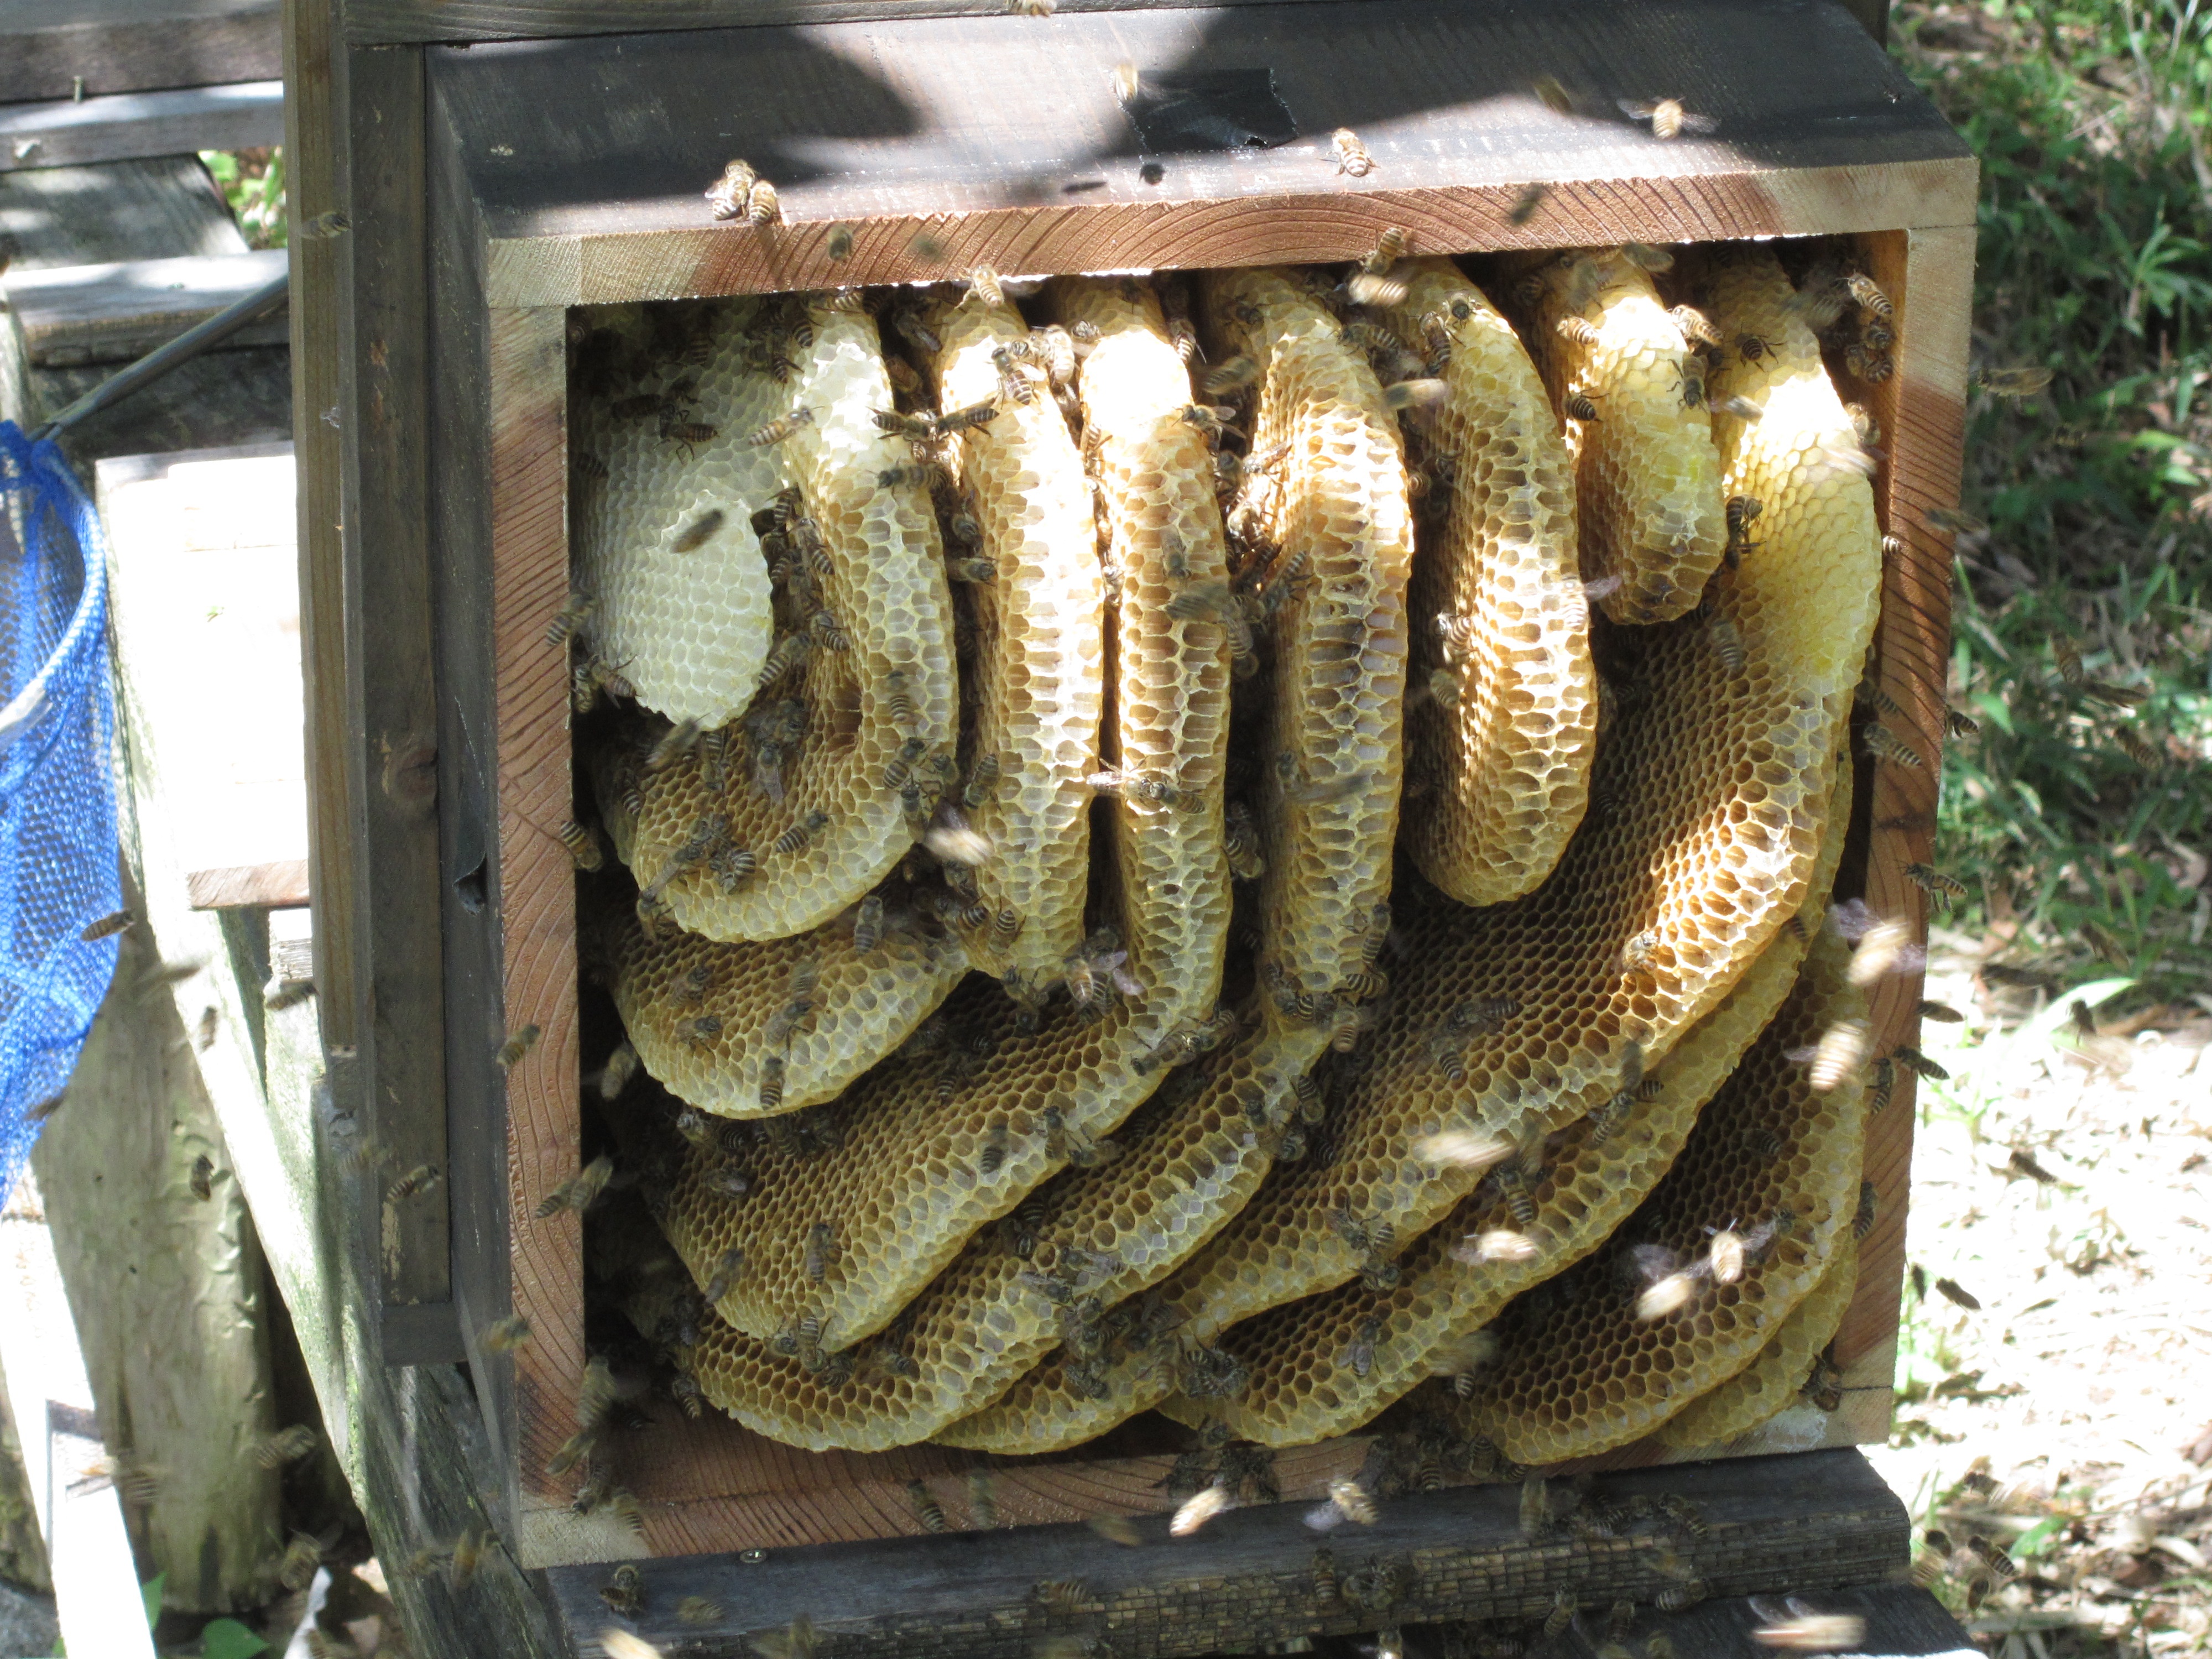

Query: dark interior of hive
556,233,1903,1494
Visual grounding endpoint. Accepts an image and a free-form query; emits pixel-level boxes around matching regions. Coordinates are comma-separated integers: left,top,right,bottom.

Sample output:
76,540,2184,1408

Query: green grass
1895,0,2212,1000
199,147,286,250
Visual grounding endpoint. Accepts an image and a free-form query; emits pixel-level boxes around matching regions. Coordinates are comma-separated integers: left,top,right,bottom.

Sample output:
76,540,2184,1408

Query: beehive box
291,0,1974,1629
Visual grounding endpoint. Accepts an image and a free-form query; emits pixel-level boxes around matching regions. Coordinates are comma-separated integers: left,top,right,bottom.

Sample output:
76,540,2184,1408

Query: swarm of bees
547,221,1944,1569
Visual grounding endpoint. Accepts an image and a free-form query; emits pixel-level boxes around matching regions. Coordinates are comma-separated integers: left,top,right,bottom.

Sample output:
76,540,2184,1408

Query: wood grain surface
419,0,1972,305
541,1448,1909,1656
0,0,280,104
2,249,290,368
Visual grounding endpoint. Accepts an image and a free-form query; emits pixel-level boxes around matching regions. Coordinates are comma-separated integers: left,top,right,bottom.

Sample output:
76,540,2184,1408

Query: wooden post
29,891,286,1613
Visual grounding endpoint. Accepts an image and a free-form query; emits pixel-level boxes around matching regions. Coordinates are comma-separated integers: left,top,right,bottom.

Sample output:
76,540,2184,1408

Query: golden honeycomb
638,281,1234,1354
1139,359,1876,1345
917,295,1104,985
1379,260,1597,907
571,246,1900,1469
583,878,969,1119
594,298,961,943
1152,758,1852,1447
615,1018,1328,1451
1512,254,1726,624
1443,930,1868,1465
569,301,781,729
1657,1231,1860,1450
1201,267,1413,1017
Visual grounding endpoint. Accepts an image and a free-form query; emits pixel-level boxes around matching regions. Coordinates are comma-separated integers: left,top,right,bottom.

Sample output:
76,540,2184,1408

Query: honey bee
1636,1268,1700,1321
1978,364,2053,398
80,909,135,941
1905,862,1966,902
1201,356,1259,397
746,179,782,225
1804,1018,1868,1092
946,557,997,583
758,1053,786,1111
1553,315,1601,346
1564,391,1600,421
545,1427,597,1477
2114,723,2163,768
1453,1228,1539,1267
772,810,830,857
906,1478,949,1532
743,408,815,448
1088,1514,1145,1548
705,158,756,218
279,1532,324,1592
536,1154,614,1218
963,266,1007,309
804,1220,835,1283
1035,1577,1090,1613
1383,377,1448,411
1171,1483,1235,1536
1619,240,1674,272
1891,1044,1949,1082
1866,1056,1896,1114
599,1562,643,1615
645,717,706,773
1653,1580,1706,1612
1860,723,1924,769
675,1595,724,1625
702,1246,745,1303
935,400,1000,438
1542,1589,1577,1636
243,1425,319,1473
544,589,593,648
826,225,855,261
386,1165,441,1203
1623,95,1713,138
1361,227,1412,273
1924,505,1985,536
1724,494,1762,566
1704,604,1746,675
1331,127,1376,176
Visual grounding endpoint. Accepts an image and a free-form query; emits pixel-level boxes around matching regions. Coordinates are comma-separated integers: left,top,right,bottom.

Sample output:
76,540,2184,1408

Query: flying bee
1383,377,1448,412
544,589,593,648
535,1154,614,1217
1978,364,2052,398
1906,862,1967,901
1171,1483,1236,1536
1363,227,1412,274
1331,127,1376,176
2114,723,2162,768
1035,1578,1090,1614
1891,1044,1949,1082
645,717,705,773
824,224,856,260
387,1164,441,1204
1924,505,1985,536
907,1479,949,1532
552,817,604,872
1201,355,1259,397
1709,1227,1746,1285
1860,723,1924,769
187,1152,215,1199
1619,240,1674,272
279,1533,325,1592
1804,1018,1868,1092
80,909,135,941
1844,271,1892,317
743,407,815,447
1619,96,1714,138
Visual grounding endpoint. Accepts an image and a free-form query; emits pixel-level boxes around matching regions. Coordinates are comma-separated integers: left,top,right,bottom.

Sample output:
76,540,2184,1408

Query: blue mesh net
0,420,121,1203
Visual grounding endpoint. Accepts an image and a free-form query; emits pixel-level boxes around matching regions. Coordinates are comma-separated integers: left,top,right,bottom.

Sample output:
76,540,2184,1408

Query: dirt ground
1861,930,2212,1658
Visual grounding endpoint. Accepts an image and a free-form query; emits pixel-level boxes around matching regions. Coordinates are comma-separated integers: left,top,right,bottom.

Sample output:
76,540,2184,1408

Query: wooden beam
545,1449,1908,1658
0,82,284,174
0,1,281,106
187,859,312,910
3,251,290,368
418,0,1973,306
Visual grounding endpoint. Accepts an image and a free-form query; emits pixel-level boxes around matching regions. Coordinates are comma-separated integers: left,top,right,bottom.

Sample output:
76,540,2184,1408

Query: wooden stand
280,0,1976,1648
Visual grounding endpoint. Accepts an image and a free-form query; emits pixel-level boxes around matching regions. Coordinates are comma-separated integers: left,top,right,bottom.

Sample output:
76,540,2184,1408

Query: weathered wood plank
29,885,286,1614
3,251,290,368
0,0,281,105
0,82,285,174
418,0,1973,305
1837,221,1975,1381
546,1449,1908,1658
338,39,455,1321
187,860,312,910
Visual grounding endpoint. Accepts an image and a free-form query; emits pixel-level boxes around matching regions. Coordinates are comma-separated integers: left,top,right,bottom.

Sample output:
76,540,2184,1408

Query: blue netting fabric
0,421,121,1203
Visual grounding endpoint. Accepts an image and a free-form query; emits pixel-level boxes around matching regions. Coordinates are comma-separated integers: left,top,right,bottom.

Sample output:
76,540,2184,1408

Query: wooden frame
289,0,1970,1642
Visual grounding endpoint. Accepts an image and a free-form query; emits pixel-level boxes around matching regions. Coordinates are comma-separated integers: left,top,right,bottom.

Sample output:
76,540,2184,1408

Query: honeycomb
1154,758,1853,1447
1201,267,1412,1016
617,1018,1329,1451
583,878,968,1119
917,295,1104,984
1656,1230,1860,1450
1380,260,1598,908
594,298,960,943
569,301,781,729
572,246,1896,1465
1512,254,1726,625
640,281,1233,1353
1443,930,1867,1465
1140,367,1876,1346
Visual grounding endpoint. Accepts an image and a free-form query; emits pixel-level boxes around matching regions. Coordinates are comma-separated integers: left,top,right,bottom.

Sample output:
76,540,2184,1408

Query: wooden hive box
290,0,1972,1645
